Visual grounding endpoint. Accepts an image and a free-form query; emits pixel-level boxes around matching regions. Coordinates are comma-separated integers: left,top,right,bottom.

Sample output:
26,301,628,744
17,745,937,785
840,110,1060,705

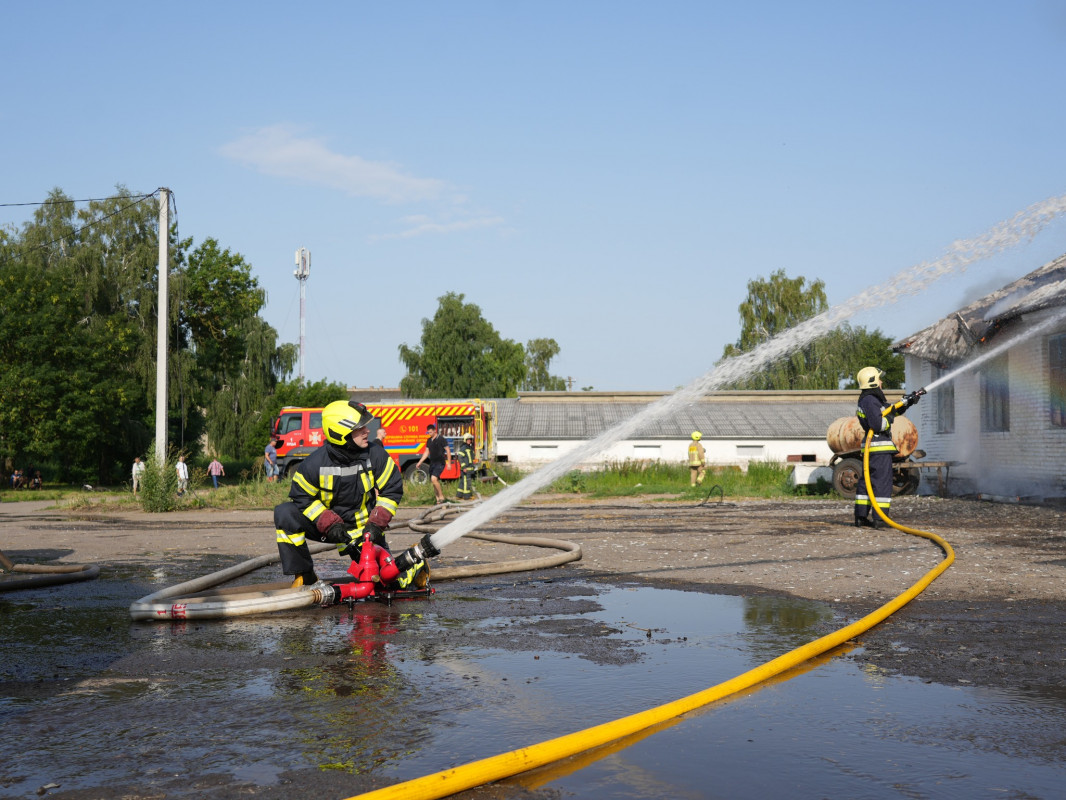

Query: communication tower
294,248,310,381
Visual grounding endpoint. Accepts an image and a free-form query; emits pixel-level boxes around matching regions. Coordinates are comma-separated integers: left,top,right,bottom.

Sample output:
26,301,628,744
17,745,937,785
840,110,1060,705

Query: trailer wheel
893,469,920,497
832,457,863,500
404,463,429,485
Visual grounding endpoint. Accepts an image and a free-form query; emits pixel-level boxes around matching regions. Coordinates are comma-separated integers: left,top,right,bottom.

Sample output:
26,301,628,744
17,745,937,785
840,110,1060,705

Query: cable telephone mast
294,248,310,382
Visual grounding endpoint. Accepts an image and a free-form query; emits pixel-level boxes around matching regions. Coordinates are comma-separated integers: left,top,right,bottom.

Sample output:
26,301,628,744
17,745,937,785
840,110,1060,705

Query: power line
0,189,165,267
0,190,158,208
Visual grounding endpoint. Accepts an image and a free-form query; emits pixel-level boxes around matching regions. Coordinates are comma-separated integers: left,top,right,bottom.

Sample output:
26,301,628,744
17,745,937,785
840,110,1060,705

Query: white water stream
431,194,1066,549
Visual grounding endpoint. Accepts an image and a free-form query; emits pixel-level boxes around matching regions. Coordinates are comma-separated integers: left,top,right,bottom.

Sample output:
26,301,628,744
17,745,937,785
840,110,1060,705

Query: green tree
0,188,296,481
181,238,295,459
398,293,527,398
720,269,902,389
521,338,566,391
0,188,161,482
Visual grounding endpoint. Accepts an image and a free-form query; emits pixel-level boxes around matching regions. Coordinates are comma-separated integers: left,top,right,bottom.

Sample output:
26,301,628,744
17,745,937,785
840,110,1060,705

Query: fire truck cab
270,400,497,482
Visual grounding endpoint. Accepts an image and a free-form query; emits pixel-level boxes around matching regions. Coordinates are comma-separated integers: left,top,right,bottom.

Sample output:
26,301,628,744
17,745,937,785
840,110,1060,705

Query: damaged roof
892,252,1066,365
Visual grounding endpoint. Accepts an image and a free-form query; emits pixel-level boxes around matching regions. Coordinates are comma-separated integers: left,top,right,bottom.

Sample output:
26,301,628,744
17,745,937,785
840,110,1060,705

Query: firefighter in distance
455,432,476,500
274,400,418,588
688,431,706,487
854,366,921,528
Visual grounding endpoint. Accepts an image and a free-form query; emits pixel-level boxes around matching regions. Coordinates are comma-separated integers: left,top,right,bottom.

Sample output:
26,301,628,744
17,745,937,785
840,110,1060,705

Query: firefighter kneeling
274,399,429,594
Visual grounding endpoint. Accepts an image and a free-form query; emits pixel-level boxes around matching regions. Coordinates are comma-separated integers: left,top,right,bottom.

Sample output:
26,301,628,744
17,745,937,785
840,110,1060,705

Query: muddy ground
2,494,1065,798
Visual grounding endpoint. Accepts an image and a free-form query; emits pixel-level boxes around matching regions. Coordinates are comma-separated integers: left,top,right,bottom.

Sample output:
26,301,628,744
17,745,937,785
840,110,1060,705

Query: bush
140,451,179,512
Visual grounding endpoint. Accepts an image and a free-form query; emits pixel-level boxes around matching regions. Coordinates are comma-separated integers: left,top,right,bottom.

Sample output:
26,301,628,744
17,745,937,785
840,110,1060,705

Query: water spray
414,194,1066,556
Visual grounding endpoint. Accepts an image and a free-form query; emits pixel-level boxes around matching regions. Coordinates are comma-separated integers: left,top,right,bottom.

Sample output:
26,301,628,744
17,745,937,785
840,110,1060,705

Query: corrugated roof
892,252,1066,364
495,391,884,440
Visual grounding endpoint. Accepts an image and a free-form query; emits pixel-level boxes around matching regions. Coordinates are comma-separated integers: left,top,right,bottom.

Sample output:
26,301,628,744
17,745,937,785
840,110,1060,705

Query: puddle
1,581,1064,798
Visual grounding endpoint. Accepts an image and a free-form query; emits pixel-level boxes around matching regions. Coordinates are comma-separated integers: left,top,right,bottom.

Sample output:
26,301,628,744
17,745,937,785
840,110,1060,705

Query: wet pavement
2,498,1066,798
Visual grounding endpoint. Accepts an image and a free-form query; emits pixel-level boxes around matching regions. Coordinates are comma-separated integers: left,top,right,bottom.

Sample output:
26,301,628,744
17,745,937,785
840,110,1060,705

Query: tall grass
4,458,819,511
546,459,801,499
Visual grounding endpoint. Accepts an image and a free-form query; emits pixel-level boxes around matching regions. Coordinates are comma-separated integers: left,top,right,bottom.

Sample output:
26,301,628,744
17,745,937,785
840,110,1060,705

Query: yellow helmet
691,431,702,441
322,400,374,446
856,366,884,389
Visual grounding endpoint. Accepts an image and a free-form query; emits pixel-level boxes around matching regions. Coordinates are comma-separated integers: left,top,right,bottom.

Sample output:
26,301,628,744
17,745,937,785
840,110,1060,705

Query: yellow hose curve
345,426,954,800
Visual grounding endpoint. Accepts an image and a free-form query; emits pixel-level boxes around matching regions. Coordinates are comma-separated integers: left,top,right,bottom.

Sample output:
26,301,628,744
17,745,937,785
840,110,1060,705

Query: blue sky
4,1,1066,391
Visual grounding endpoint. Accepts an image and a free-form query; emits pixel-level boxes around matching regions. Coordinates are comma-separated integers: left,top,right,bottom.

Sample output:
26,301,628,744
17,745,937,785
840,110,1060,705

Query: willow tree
182,238,296,460
0,189,295,480
0,188,164,482
720,269,902,389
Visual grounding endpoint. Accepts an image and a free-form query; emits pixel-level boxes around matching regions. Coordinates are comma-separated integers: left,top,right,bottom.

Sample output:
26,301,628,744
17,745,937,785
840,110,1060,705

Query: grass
0,459,827,512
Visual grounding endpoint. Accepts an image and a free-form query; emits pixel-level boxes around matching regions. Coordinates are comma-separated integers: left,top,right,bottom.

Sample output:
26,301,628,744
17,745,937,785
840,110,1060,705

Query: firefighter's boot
291,570,319,588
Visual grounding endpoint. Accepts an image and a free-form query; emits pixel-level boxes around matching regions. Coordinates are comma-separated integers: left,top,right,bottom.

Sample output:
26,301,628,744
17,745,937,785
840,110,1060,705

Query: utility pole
294,248,310,382
155,188,170,463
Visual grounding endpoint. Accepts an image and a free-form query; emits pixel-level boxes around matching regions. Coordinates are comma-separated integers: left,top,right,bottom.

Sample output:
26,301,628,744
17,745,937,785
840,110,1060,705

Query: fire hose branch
392,533,440,573
892,387,926,413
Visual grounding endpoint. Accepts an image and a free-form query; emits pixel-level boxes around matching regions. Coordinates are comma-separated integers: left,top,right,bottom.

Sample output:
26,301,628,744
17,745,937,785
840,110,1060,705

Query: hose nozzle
901,387,927,408
391,533,441,574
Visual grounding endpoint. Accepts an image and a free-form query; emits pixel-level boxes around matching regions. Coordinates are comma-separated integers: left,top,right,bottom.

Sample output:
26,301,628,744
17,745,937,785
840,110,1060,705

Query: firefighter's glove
903,390,923,409
338,537,361,559
315,510,349,542
362,523,386,548
363,506,393,548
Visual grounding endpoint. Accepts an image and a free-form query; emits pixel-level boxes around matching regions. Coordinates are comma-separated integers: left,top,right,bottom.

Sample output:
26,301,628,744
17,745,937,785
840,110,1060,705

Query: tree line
0,188,343,485
0,187,897,485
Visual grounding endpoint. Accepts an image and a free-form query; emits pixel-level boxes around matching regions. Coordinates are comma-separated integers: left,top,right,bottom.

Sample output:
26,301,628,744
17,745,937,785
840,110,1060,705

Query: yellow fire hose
345,411,955,800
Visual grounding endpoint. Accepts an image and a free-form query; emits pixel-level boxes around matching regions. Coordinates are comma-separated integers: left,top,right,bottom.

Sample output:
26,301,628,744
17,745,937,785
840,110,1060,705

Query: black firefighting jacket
288,440,403,532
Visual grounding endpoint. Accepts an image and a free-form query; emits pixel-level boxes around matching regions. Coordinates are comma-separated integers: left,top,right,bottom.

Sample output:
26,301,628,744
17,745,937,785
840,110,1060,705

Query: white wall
906,309,1066,499
497,438,835,471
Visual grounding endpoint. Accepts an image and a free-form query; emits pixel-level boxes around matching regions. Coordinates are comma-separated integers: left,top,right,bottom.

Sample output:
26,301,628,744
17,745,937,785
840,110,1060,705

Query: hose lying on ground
129,502,582,621
343,429,955,800
0,547,100,593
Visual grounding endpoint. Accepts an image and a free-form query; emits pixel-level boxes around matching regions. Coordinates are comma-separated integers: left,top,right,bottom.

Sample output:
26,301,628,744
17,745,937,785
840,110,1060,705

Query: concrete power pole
294,248,310,381
155,188,170,462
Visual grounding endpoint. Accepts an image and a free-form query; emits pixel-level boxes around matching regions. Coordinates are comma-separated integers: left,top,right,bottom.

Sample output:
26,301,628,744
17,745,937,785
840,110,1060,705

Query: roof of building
495,390,896,440
892,252,1066,365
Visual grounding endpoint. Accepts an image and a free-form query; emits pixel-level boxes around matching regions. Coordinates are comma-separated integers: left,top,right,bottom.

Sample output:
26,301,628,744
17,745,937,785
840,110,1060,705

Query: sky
4,1,1066,392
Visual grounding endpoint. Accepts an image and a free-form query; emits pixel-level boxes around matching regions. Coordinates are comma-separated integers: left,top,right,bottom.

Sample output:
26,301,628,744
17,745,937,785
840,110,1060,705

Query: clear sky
4,1,1066,392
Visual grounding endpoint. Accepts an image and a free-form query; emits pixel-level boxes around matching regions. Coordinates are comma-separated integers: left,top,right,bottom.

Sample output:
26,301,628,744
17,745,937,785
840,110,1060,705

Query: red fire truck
270,399,497,481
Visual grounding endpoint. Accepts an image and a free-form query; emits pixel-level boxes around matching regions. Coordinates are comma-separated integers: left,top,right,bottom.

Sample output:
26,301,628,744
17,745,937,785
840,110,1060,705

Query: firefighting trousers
854,450,893,522
456,469,475,499
690,465,705,486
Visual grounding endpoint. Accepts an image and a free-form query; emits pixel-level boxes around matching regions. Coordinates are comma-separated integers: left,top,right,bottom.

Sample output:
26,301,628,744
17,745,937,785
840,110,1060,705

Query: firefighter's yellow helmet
856,366,885,389
322,400,374,446
462,432,473,441
691,431,702,441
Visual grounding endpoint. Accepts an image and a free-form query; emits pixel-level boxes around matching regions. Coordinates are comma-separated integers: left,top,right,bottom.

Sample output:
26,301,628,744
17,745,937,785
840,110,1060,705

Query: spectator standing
415,423,451,504
207,457,225,489
131,457,146,495
264,440,279,483
176,456,189,496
